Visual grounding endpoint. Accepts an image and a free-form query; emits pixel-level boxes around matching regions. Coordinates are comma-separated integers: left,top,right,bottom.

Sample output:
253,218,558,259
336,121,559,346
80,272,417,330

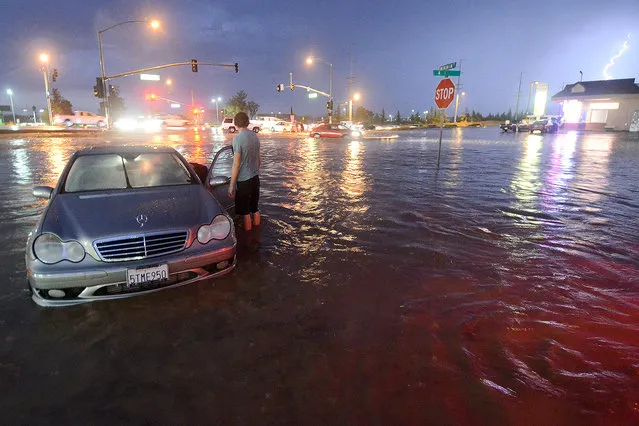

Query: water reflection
445,128,464,188
510,135,543,221
339,140,369,201
10,141,32,185
540,132,577,213
45,139,66,187
574,134,612,204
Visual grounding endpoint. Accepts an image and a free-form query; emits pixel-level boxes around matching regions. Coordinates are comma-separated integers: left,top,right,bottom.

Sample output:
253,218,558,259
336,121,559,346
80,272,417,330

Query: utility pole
514,72,522,121
453,59,463,123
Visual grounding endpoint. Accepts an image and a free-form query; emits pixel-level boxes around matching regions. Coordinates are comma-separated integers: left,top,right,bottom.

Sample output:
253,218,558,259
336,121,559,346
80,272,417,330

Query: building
551,78,639,132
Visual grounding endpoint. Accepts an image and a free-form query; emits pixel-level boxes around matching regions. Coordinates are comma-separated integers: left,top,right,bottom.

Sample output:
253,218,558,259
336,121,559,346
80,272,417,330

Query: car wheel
64,119,73,127
271,127,276,132
97,120,106,128
313,133,321,139
228,127,236,133
253,127,260,133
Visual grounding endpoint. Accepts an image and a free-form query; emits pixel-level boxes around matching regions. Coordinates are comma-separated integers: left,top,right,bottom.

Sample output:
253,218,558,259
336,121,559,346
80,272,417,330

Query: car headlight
351,131,361,137
33,233,85,264
197,215,231,244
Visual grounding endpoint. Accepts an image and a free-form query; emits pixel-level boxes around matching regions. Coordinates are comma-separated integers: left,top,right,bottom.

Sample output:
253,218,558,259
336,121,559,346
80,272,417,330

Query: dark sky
2,0,638,118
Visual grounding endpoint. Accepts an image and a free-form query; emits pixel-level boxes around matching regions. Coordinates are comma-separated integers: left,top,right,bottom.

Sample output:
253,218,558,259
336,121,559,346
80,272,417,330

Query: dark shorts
235,175,260,215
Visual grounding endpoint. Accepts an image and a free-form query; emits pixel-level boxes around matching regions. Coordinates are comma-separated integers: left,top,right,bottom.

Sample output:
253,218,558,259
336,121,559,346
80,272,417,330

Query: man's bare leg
243,214,252,231
253,211,261,227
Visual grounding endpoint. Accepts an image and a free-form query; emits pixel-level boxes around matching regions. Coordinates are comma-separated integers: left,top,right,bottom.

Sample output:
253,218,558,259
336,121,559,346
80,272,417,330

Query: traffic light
326,100,333,111
290,83,295,91
276,84,284,92
234,63,239,73
94,77,104,98
191,59,198,72
52,68,58,83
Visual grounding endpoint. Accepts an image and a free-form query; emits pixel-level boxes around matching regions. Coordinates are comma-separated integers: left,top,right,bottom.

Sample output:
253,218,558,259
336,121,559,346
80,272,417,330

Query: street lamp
39,53,53,125
6,89,15,123
211,96,222,123
98,18,160,128
349,92,360,122
306,55,333,123
165,79,172,86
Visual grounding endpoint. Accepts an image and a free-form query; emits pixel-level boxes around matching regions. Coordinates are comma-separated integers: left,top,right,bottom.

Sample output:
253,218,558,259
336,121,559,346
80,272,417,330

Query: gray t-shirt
232,129,260,182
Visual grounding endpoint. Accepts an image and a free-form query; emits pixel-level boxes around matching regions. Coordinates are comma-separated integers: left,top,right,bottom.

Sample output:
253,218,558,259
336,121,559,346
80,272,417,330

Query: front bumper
28,244,236,307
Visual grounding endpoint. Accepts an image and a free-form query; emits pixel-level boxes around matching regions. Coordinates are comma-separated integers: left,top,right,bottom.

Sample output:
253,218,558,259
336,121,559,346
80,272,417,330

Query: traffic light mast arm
287,73,330,98
105,61,239,80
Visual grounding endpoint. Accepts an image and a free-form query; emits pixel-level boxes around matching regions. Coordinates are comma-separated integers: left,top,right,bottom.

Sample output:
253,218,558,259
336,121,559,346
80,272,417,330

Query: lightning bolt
603,34,631,80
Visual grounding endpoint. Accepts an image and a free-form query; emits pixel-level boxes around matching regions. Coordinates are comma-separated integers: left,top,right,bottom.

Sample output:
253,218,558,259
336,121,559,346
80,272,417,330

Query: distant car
222,117,260,133
155,114,189,128
53,110,107,128
270,121,293,132
26,145,238,307
309,123,361,139
530,117,559,134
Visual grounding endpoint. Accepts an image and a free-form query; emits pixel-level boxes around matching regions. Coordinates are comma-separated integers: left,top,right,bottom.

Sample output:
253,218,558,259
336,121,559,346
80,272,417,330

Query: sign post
434,78,456,168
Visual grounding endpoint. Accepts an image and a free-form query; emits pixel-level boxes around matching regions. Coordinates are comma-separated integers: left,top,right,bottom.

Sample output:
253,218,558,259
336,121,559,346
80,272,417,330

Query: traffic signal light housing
234,63,239,73
191,59,198,72
52,68,59,83
276,84,284,92
94,77,104,98
326,100,333,111
290,83,295,91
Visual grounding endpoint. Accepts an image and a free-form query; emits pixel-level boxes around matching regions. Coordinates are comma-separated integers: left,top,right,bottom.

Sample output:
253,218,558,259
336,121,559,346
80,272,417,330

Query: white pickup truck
53,111,107,128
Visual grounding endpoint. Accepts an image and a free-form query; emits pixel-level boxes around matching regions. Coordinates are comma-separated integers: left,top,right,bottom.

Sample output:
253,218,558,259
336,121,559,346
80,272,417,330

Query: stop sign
434,78,456,109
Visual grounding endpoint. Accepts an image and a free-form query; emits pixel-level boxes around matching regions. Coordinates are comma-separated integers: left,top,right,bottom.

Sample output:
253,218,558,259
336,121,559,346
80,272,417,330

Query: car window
224,118,233,123
124,153,193,188
64,153,193,192
210,148,234,177
65,154,128,192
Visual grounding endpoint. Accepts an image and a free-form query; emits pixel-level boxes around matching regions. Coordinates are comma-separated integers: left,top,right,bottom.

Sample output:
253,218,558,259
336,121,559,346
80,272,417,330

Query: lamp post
348,92,360,122
98,19,160,128
6,89,15,123
212,96,222,123
306,56,333,123
39,53,53,125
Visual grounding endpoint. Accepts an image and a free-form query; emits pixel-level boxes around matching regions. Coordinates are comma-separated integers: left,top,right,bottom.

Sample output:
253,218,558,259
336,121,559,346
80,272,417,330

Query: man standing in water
228,112,261,231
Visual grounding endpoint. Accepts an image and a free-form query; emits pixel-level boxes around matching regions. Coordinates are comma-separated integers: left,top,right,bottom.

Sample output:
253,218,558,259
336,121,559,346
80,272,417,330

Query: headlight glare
197,215,231,244
33,233,86,264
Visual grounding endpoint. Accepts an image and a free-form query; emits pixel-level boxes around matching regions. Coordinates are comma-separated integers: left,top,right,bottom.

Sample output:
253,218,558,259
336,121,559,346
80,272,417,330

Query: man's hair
234,112,250,128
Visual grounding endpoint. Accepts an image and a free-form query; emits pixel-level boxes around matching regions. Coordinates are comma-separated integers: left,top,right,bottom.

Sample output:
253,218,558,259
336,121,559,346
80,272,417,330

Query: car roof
75,146,179,156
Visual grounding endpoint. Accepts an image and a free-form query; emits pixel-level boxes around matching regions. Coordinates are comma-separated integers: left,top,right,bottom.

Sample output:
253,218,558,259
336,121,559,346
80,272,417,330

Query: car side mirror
33,186,54,199
209,176,230,187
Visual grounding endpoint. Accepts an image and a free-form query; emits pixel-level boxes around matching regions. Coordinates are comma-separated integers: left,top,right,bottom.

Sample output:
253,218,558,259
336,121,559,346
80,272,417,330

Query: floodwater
1,128,638,424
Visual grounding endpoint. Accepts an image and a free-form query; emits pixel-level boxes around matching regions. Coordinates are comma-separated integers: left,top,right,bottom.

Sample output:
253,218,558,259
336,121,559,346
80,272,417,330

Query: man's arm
229,151,241,197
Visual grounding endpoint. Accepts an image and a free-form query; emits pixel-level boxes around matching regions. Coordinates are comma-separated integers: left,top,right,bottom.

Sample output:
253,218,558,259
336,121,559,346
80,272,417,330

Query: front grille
94,231,188,262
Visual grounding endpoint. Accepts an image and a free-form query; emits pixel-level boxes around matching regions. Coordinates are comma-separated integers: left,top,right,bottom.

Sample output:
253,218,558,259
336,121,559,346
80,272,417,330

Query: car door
206,145,235,213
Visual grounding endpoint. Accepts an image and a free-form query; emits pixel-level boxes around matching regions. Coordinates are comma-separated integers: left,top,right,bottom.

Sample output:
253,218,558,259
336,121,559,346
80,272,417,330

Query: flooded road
1,128,638,424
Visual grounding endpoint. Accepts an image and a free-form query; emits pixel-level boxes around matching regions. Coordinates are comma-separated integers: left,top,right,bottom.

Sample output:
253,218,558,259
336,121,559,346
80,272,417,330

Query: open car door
206,145,235,213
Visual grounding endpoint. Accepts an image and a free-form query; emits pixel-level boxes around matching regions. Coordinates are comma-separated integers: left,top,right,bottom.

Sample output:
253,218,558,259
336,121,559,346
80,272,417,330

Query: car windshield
64,153,193,192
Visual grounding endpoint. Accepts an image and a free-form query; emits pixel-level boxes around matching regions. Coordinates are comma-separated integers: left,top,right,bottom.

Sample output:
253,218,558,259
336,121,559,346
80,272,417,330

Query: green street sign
439,62,457,71
433,70,461,77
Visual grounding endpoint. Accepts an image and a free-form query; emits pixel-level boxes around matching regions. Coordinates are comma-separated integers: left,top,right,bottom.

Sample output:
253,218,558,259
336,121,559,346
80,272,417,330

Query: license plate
126,264,169,287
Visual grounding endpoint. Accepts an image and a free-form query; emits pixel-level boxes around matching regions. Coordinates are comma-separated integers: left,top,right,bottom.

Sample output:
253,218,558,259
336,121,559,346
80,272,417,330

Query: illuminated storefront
551,78,639,132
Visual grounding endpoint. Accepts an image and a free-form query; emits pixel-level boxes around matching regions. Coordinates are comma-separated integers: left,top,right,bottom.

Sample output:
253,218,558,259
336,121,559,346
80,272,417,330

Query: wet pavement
1,128,638,424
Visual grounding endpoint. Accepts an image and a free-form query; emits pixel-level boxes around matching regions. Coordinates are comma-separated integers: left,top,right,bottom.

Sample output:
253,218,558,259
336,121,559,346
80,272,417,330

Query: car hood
41,185,223,241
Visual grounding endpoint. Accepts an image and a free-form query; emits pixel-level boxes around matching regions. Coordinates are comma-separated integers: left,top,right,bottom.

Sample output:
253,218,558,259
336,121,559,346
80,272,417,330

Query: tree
50,88,72,116
225,90,258,117
247,101,259,118
355,106,374,123
99,85,125,120
395,110,402,124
